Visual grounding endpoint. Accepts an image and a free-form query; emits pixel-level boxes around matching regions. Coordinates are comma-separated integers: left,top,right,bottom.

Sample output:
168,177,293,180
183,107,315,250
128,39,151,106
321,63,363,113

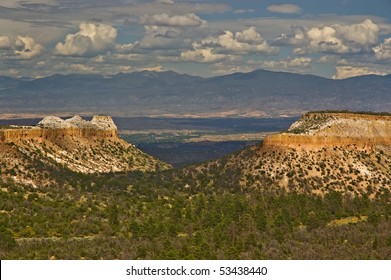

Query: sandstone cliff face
263,112,391,150
0,115,117,143
191,112,391,197
0,116,170,187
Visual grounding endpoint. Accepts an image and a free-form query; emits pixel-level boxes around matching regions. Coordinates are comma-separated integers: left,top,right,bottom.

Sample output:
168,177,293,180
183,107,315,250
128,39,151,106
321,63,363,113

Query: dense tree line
1,166,391,259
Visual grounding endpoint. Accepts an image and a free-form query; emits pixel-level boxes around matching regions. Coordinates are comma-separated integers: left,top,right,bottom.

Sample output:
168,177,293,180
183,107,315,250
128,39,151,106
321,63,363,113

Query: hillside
178,112,391,197
1,112,391,260
1,70,391,117
0,115,170,187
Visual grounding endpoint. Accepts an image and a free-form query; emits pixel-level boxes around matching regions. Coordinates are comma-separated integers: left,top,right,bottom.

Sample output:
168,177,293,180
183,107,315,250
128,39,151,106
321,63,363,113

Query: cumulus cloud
140,13,206,27
181,48,228,63
277,19,380,55
0,36,11,49
373,37,391,60
14,35,44,59
212,27,277,54
54,22,117,56
115,42,135,54
287,57,312,67
187,27,277,58
134,26,191,50
267,4,302,14
333,65,388,79
181,27,277,63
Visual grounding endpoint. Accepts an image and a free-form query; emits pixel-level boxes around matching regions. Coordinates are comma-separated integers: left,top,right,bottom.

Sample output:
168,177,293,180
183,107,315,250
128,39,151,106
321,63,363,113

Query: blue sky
0,0,390,79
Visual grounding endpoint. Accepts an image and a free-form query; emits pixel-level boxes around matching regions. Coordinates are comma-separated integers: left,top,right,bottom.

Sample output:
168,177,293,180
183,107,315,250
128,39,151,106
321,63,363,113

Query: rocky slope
0,116,170,187
183,112,391,197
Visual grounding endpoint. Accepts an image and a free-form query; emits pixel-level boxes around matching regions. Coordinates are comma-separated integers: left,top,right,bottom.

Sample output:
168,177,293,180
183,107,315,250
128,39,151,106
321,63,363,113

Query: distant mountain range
1,70,390,117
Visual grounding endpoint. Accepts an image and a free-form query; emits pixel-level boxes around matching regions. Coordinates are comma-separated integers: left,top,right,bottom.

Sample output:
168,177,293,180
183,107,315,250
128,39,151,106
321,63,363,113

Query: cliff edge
0,115,170,187
263,112,391,150
189,112,391,197
0,115,118,142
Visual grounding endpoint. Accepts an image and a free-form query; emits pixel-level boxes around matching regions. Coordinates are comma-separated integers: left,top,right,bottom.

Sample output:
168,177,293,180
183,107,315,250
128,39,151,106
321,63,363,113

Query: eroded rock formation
0,116,170,187
0,115,118,142
263,112,391,150
188,112,391,197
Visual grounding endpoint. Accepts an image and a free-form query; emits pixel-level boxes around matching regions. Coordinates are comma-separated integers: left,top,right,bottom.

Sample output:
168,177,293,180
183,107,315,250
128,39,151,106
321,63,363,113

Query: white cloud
180,27,277,63
138,65,165,72
94,55,105,63
278,19,380,55
249,57,312,69
140,13,206,27
194,27,278,56
336,19,379,48
333,65,388,79
181,48,228,63
14,35,44,59
318,55,338,63
52,62,95,75
132,26,191,50
112,53,145,62
234,9,256,14
373,37,391,60
115,42,135,54
235,27,265,44
287,57,312,67
155,0,174,4
216,27,277,54
69,63,95,73
54,22,117,56
0,36,11,49
267,4,302,14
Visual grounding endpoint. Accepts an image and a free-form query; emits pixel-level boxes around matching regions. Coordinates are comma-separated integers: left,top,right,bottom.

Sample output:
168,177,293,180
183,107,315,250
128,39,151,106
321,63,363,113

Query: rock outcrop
0,116,170,187
189,112,391,197
0,115,118,142
263,112,391,150
37,115,117,130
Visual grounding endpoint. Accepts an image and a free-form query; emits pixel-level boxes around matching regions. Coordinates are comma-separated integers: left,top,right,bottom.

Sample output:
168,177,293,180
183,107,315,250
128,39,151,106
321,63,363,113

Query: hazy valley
1,70,391,118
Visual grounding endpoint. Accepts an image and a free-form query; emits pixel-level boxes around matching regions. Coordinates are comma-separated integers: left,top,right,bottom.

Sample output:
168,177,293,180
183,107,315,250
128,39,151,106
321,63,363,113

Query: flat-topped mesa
263,112,391,150
0,115,118,143
38,115,117,130
0,115,170,177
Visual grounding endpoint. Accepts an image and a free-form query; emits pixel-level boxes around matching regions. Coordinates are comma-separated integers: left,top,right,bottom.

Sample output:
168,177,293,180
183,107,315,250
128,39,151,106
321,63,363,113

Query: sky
0,0,391,79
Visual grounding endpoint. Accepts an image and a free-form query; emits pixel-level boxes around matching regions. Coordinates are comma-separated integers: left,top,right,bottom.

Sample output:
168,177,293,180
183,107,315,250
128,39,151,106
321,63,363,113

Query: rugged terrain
180,112,391,197
0,115,170,187
1,112,391,260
